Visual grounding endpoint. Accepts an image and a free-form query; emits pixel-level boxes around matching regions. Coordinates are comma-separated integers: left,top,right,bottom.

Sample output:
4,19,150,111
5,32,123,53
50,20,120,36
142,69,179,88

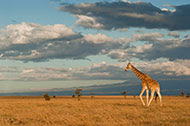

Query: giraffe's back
143,79,160,89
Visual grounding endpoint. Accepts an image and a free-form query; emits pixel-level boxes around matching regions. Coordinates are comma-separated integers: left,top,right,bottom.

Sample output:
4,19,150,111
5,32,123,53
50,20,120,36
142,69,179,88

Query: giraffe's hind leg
146,89,149,106
156,88,162,106
147,89,155,106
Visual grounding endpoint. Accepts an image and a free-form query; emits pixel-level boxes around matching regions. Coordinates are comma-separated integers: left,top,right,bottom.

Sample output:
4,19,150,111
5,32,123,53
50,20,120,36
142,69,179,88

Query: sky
0,0,190,93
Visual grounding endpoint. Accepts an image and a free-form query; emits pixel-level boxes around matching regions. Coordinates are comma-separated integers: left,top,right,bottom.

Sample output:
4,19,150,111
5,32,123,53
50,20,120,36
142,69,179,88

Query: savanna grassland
0,96,189,126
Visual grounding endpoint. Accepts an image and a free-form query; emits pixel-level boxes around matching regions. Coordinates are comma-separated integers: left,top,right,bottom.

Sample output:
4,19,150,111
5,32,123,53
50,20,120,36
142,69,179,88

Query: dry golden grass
0,96,189,126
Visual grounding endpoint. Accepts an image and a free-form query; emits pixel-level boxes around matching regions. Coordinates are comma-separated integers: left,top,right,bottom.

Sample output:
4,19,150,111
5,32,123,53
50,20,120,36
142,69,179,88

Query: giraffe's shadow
113,103,137,106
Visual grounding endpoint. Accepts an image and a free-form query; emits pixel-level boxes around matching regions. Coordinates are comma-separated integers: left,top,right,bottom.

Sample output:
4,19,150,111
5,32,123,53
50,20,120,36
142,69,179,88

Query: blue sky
0,0,190,93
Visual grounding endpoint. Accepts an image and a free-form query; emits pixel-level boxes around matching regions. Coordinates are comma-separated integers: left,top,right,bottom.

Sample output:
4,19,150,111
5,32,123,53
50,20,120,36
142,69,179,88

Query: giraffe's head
125,62,132,71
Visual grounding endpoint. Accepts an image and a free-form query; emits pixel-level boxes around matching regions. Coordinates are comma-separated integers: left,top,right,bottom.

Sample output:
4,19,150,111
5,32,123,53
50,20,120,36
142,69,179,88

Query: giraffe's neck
130,65,146,80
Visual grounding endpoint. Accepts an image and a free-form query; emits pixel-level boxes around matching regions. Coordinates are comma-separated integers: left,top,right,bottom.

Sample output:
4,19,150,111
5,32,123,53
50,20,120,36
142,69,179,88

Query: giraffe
125,63,162,106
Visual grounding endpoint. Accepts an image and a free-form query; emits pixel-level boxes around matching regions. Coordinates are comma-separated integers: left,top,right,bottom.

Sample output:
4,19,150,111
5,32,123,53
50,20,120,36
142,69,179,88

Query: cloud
59,1,190,30
118,28,128,32
0,22,124,62
76,15,104,29
161,8,176,13
21,69,35,74
106,32,190,61
108,50,128,61
18,67,74,81
0,22,188,62
0,22,76,45
0,60,190,81
168,32,180,38
0,59,190,81
0,73,5,80
133,60,190,77
0,66,19,73
133,37,190,61
131,32,164,42
134,44,153,53
0,22,82,62
83,33,115,43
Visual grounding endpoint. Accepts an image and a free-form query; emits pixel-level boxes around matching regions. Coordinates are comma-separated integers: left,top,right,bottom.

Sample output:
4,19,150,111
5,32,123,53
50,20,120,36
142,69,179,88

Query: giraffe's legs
155,93,158,103
156,88,162,106
146,89,149,106
139,87,146,106
147,89,155,106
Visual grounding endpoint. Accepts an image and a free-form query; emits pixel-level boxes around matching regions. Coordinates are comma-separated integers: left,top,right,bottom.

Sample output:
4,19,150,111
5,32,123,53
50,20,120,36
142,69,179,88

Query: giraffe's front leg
139,87,146,106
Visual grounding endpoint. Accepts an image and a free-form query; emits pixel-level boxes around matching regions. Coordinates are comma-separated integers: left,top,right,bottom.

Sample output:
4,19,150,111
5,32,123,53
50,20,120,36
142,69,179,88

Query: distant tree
186,93,190,98
181,92,185,97
134,94,137,99
75,89,83,101
72,95,75,98
90,93,95,99
43,93,50,101
121,91,127,99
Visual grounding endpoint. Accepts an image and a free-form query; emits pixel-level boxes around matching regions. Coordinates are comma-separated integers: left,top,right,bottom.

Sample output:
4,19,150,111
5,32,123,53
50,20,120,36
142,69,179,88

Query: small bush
181,92,184,97
90,93,95,99
186,93,190,98
43,93,51,101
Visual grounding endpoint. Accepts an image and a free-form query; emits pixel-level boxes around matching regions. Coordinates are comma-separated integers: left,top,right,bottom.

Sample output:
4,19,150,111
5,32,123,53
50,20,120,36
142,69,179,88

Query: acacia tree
121,91,127,99
75,89,83,101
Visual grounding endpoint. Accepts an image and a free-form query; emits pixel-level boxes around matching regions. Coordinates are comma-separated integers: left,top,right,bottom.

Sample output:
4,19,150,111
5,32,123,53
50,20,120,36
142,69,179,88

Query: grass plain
0,96,189,126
